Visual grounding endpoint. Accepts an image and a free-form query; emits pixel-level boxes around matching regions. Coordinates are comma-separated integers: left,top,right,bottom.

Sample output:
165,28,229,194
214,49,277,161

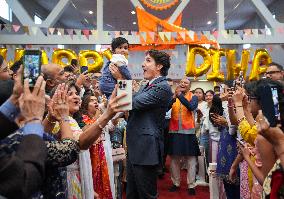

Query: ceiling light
131,10,136,15
89,10,93,14
133,22,136,25
207,20,212,25
216,11,218,14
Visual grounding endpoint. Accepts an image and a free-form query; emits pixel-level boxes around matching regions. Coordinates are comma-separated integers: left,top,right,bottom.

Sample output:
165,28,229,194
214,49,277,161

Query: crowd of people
0,37,283,199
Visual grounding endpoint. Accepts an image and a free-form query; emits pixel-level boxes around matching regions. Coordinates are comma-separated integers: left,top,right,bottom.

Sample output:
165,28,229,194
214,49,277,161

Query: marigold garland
140,0,179,11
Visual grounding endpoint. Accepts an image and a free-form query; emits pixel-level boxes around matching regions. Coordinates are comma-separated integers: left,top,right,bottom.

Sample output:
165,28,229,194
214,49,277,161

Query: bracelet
237,116,246,124
59,116,70,125
46,115,56,124
235,105,243,108
25,117,41,124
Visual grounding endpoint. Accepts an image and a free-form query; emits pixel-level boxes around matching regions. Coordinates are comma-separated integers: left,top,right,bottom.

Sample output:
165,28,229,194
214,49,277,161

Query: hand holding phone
236,138,245,147
23,50,42,87
117,80,132,111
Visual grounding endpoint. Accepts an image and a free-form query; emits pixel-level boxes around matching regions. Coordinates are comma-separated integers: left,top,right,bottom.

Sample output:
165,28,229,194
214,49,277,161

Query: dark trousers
223,180,240,199
163,119,170,168
126,159,158,199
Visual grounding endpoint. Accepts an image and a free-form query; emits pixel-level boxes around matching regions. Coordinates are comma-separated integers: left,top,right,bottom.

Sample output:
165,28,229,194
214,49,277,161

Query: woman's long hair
209,95,224,126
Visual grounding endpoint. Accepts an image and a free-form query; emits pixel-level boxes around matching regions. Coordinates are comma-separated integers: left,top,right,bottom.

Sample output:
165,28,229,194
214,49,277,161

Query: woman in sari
79,94,115,199
43,81,128,199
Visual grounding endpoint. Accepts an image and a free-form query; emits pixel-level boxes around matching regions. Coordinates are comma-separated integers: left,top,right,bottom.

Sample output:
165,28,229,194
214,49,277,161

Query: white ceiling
19,0,278,31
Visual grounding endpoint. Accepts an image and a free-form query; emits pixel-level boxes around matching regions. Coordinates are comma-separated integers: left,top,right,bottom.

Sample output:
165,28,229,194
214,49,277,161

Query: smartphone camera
118,80,127,90
23,50,42,87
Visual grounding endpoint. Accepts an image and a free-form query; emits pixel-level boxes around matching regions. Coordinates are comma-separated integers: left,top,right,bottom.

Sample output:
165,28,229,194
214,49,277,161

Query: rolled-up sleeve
0,100,20,122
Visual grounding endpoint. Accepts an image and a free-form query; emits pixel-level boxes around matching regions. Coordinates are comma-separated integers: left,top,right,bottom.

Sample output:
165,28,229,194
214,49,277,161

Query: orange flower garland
140,0,179,11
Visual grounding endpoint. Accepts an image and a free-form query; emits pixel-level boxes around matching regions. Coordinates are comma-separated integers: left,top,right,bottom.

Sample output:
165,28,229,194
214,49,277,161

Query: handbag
112,147,126,162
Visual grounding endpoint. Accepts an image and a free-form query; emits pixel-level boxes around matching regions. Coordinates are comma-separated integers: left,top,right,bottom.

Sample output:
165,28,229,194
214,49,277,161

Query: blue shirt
0,99,44,138
99,61,132,97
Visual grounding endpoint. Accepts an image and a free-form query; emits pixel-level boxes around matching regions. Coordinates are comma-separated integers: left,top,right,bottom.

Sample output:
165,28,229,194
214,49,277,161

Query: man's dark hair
269,62,283,71
224,80,234,88
111,37,129,52
0,55,4,67
146,49,171,76
0,79,14,106
64,65,74,73
166,78,173,82
71,59,78,67
10,61,22,74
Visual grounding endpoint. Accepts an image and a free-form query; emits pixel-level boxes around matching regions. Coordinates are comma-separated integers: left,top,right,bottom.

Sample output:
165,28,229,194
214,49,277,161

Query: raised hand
10,65,24,106
105,85,129,117
52,84,69,121
19,76,46,122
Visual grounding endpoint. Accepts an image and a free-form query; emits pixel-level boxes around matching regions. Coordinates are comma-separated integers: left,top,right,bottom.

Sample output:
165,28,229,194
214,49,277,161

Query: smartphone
81,66,88,74
236,138,245,147
23,50,42,87
257,84,281,127
233,71,245,90
117,80,132,111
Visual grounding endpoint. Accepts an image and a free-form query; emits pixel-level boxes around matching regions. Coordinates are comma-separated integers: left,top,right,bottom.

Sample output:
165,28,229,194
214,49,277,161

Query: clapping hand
48,84,69,121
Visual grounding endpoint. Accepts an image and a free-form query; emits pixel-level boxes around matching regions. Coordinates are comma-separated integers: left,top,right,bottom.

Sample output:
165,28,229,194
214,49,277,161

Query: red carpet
157,168,210,199
123,160,210,199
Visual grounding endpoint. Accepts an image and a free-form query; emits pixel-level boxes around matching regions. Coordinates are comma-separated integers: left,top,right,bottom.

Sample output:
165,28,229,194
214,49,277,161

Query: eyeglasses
266,70,281,75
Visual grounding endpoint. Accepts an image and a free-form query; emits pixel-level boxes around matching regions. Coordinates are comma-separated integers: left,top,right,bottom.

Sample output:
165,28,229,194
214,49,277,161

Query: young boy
99,37,132,98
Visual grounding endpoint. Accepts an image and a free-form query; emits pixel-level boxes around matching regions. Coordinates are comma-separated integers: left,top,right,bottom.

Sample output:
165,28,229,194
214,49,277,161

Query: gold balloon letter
249,49,272,81
14,48,25,62
79,50,104,72
207,49,226,82
52,49,77,67
41,50,49,65
226,49,250,80
0,47,7,60
185,45,211,77
102,49,112,60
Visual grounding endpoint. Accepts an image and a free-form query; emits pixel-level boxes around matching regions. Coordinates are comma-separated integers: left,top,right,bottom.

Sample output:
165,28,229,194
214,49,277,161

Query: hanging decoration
185,45,211,77
226,49,250,80
140,0,179,10
249,49,272,81
207,48,225,82
78,50,104,72
52,49,77,67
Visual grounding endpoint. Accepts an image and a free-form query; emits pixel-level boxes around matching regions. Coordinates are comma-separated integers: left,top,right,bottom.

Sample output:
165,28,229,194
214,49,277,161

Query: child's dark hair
111,37,129,52
146,49,171,76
